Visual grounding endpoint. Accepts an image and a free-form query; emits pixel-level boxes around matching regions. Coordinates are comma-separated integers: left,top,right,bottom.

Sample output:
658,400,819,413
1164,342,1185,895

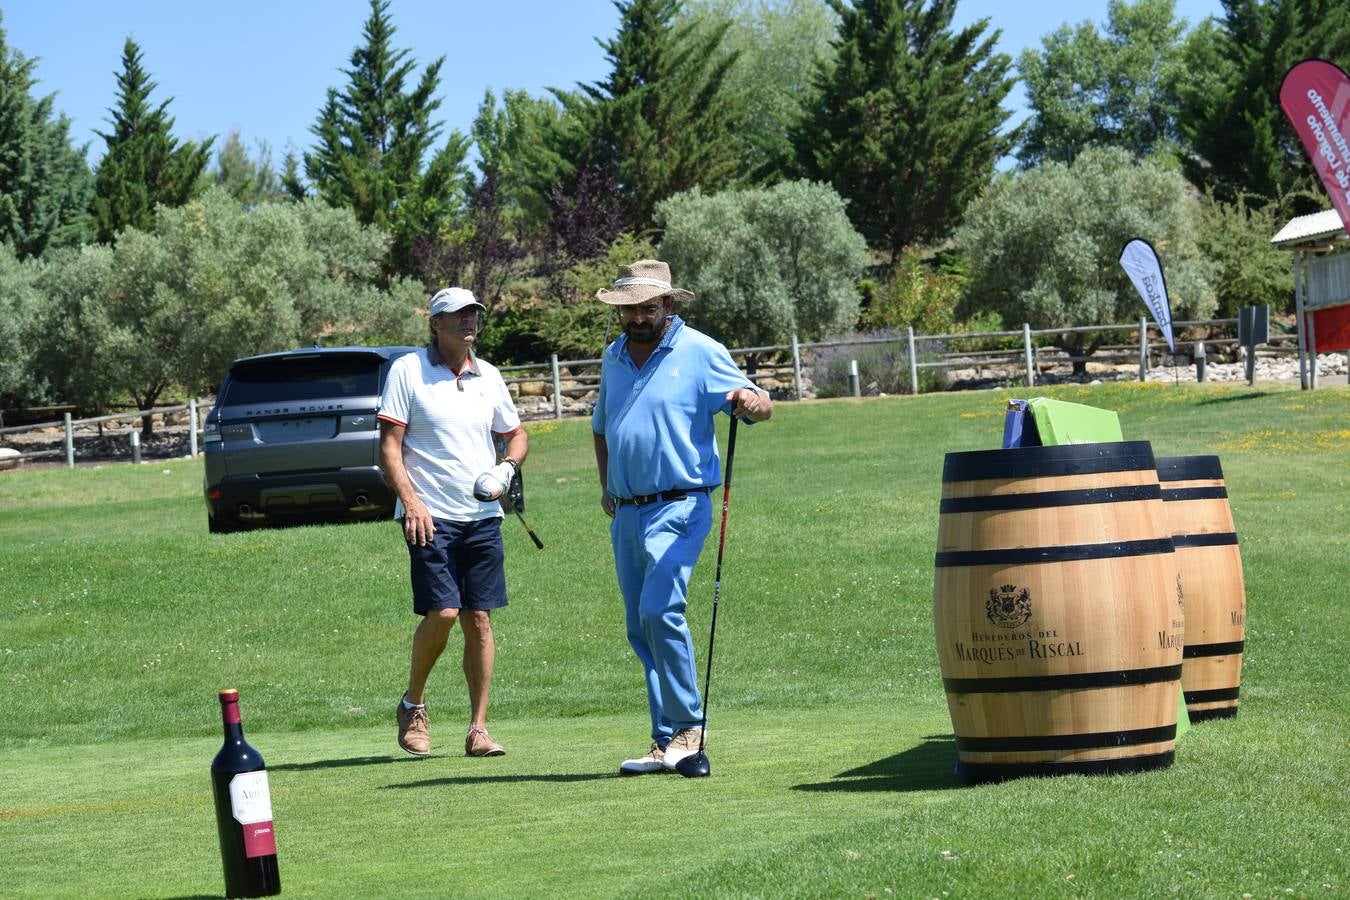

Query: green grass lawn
2,383,1347,898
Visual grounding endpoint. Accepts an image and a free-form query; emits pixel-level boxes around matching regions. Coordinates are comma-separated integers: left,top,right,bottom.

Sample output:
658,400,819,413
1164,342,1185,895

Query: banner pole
1138,317,1148,382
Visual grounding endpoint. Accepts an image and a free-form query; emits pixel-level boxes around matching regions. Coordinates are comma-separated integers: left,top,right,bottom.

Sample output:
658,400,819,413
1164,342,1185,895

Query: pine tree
558,0,744,232
1176,0,1350,208
90,38,212,244
213,130,283,206
0,14,92,258
793,0,1016,261
279,149,307,201
304,0,470,279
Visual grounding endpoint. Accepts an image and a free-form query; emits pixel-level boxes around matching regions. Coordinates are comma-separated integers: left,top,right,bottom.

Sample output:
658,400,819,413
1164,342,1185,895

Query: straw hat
595,259,695,306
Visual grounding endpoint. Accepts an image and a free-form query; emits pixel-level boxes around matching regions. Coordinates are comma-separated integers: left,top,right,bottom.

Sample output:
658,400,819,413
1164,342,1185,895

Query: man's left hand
726,387,771,422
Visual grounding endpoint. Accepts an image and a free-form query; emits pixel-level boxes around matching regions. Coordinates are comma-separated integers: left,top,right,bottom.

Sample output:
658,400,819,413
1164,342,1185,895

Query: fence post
130,429,141,465
1293,252,1309,390
790,334,803,401
551,354,563,419
64,412,75,469
1307,315,1318,390
1195,341,1206,383
1022,323,1035,388
907,326,919,395
188,399,199,457
1138,317,1149,382
849,359,861,397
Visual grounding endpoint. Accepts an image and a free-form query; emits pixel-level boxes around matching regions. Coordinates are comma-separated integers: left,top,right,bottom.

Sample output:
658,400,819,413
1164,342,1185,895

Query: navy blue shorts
403,517,508,615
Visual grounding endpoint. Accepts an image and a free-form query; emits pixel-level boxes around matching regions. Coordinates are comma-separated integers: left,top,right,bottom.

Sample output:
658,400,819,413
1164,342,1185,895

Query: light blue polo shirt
592,316,757,499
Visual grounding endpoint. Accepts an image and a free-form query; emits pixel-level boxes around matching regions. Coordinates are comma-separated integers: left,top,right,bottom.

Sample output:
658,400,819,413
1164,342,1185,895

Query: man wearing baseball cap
591,260,772,775
378,287,527,758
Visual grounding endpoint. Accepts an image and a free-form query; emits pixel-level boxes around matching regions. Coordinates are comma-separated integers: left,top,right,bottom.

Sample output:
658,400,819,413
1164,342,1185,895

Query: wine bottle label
229,771,277,858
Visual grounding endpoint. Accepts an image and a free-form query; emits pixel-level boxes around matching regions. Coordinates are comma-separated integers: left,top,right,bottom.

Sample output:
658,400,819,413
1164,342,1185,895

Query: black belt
614,487,712,507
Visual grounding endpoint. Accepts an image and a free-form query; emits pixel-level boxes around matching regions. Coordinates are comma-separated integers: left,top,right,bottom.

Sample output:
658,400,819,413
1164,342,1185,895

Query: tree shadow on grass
270,755,425,772
382,773,616,789
1195,391,1266,405
792,734,963,794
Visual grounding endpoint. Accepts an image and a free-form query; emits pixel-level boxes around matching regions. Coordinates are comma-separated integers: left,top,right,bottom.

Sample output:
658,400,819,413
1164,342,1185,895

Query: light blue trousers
610,492,712,743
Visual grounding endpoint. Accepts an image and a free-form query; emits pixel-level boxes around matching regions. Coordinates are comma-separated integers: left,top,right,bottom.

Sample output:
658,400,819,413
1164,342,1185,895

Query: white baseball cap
429,287,485,316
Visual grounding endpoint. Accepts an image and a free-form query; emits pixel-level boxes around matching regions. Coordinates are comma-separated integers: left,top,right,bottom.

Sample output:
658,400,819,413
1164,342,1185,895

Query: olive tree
0,244,46,408
35,189,424,434
656,179,867,361
957,146,1216,371
28,244,119,415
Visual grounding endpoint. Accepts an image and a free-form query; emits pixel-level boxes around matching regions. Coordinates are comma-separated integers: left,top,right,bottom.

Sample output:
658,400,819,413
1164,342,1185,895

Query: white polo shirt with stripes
377,343,522,522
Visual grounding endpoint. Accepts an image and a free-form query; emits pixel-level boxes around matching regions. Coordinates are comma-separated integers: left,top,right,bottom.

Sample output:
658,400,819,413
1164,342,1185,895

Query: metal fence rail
1,399,208,467
3,315,1338,469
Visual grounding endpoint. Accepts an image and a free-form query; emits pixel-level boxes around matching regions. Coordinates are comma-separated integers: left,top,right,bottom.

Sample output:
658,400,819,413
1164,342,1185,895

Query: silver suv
203,345,417,533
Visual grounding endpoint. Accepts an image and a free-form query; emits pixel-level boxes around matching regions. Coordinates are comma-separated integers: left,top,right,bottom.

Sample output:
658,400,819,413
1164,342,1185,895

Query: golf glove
491,460,517,490
473,460,517,501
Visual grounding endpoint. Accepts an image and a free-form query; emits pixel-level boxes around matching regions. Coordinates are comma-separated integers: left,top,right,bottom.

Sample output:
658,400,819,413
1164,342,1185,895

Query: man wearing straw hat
592,259,772,775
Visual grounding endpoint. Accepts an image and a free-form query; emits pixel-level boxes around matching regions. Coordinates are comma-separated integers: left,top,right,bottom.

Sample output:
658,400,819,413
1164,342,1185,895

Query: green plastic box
1027,397,1124,445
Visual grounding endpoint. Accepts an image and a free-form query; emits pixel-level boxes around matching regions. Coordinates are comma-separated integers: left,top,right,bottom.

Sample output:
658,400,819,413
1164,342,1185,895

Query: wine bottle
211,689,280,897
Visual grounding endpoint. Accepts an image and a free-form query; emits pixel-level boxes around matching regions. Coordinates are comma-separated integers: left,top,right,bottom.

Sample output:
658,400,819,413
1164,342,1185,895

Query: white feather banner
1119,238,1175,352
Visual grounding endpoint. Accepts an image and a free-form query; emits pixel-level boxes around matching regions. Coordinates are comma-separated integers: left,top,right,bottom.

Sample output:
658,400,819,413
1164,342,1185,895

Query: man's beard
623,318,664,344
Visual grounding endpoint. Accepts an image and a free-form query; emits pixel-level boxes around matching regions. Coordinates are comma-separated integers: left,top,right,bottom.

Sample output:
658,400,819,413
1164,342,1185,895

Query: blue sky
4,0,1222,167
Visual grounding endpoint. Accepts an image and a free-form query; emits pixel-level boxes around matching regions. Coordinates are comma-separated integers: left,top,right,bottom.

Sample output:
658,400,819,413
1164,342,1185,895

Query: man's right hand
600,492,615,519
402,498,435,546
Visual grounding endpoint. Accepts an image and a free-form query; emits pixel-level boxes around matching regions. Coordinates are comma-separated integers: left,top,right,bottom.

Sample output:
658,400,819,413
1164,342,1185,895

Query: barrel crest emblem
987,584,1032,629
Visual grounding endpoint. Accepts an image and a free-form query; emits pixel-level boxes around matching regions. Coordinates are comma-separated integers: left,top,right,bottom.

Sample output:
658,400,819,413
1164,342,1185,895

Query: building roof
1270,208,1348,248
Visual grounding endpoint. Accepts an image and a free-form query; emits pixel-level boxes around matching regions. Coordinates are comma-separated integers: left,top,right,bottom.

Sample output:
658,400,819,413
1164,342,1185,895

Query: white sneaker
619,742,667,776
660,727,705,770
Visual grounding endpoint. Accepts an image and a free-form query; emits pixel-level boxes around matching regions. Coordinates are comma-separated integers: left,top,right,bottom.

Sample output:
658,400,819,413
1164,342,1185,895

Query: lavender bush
807,329,950,398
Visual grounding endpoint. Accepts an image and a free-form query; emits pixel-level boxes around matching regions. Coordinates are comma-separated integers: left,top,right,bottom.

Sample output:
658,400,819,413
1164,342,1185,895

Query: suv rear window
222,355,382,406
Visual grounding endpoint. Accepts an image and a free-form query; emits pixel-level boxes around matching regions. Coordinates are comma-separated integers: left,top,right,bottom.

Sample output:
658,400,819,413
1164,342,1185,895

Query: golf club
502,493,545,550
676,415,738,779
474,470,544,550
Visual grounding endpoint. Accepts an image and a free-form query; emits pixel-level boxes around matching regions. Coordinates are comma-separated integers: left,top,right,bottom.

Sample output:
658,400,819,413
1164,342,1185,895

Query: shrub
478,233,657,365
862,246,967,335
1193,191,1293,317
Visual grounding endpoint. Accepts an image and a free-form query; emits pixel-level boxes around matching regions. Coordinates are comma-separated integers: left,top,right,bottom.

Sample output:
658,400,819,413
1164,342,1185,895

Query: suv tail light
204,419,222,443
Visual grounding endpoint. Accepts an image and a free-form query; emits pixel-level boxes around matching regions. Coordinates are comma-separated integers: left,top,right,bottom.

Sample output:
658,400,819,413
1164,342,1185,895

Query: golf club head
675,751,710,778
473,471,505,502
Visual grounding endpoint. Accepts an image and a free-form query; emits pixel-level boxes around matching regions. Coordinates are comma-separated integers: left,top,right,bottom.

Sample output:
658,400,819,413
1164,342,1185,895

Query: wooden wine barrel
1156,455,1245,722
934,441,1183,784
